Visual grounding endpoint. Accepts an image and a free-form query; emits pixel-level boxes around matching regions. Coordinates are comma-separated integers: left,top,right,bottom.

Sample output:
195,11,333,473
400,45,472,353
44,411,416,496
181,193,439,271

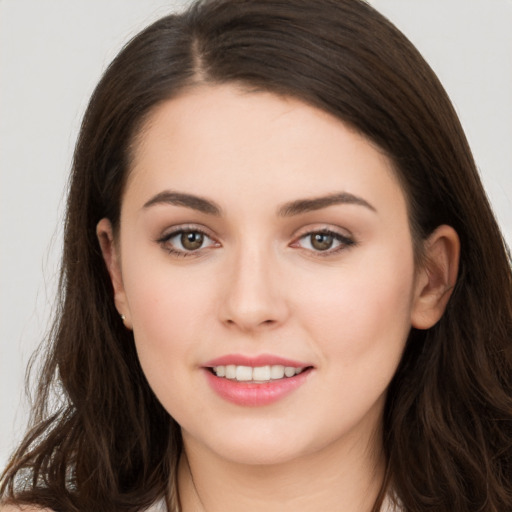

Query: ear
96,218,132,329
411,225,460,330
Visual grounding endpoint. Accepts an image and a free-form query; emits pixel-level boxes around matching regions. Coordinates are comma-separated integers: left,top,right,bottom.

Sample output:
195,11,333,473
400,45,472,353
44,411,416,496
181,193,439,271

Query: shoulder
0,499,166,512
0,505,53,512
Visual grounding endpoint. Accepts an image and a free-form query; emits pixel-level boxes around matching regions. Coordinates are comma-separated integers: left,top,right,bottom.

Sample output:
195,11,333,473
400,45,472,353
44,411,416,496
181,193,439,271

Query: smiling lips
204,355,313,406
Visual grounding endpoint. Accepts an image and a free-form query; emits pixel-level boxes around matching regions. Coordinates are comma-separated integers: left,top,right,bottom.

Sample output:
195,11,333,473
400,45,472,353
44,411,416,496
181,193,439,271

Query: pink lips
203,353,313,407
204,354,308,368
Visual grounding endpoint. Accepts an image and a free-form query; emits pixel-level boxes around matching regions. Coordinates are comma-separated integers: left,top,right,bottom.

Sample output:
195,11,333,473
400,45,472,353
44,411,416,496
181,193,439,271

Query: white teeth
270,365,285,379
235,365,253,381
252,365,271,381
225,365,236,379
284,366,296,377
212,364,306,382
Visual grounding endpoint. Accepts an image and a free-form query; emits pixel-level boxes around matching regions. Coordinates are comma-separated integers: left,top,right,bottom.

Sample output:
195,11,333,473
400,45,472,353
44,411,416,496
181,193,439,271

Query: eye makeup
156,225,220,257
294,229,355,254
155,223,356,259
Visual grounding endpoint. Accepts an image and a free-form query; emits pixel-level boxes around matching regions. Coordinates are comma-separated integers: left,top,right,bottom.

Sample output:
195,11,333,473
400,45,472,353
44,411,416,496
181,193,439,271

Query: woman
1,0,511,511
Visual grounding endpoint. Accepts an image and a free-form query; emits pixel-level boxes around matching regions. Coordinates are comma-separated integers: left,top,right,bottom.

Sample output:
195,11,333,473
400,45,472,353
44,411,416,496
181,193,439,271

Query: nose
219,244,289,332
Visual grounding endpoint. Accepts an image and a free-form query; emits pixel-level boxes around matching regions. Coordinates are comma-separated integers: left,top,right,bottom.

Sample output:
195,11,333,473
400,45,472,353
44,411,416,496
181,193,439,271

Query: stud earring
120,314,126,321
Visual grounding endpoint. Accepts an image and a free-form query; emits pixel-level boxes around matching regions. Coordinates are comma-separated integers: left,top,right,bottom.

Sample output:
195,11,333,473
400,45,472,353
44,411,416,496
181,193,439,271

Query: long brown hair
2,1,511,511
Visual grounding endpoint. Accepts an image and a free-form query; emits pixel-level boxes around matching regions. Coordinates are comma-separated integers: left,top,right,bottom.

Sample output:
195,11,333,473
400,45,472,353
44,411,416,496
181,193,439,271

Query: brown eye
310,233,334,251
181,231,204,250
159,228,217,256
293,230,354,254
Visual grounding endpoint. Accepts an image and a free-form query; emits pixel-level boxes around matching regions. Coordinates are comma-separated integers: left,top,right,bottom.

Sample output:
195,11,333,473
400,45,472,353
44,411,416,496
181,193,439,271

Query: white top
382,495,403,511
143,500,168,512
144,496,401,511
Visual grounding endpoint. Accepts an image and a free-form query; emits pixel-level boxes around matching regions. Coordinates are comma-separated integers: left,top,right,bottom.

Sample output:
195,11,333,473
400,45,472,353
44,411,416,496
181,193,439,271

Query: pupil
312,233,333,251
181,231,204,250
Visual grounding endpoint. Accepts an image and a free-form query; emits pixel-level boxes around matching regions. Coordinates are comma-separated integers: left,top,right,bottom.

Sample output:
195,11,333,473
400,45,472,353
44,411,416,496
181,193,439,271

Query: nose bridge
221,239,287,331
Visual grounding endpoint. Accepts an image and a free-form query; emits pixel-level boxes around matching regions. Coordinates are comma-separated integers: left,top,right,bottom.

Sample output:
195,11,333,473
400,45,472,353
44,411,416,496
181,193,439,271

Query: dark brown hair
2,1,511,511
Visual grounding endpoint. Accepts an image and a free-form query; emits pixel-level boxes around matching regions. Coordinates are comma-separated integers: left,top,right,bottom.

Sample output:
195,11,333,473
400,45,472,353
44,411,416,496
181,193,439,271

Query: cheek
291,246,416,437
122,265,219,421
299,243,416,368
121,256,217,375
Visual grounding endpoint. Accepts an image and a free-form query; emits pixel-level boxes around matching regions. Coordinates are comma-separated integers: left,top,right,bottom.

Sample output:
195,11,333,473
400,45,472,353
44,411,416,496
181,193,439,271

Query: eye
293,229,354,254
178,231,206,250
158,228,219,256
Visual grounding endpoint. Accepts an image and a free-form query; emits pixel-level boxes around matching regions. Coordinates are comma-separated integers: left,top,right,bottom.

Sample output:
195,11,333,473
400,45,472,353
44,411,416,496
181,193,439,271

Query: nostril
223,317,277,328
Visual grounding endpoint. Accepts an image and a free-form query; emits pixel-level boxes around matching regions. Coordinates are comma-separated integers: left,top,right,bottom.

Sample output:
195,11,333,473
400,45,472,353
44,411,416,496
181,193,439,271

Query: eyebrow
142,190,375,217
277,192,377,217
143,191,222,216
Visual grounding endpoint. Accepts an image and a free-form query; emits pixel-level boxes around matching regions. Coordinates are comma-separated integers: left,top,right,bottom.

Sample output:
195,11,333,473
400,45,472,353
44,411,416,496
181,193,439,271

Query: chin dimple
211,364,305,382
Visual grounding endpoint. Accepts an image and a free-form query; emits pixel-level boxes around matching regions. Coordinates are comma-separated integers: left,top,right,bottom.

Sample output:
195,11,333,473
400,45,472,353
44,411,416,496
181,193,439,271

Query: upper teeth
213,365,304,382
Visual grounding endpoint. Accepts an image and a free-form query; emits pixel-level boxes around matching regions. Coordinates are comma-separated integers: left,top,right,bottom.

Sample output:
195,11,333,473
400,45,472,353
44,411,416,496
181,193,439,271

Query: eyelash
292,229,356,256
156,227,355,258
157,226,218,257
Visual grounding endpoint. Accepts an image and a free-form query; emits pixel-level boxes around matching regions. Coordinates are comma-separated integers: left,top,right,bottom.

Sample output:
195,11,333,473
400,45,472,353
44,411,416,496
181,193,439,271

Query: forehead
126,84,404,215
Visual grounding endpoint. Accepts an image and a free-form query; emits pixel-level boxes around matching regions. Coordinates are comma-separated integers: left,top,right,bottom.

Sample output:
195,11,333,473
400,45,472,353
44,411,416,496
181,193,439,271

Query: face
100,84,432,467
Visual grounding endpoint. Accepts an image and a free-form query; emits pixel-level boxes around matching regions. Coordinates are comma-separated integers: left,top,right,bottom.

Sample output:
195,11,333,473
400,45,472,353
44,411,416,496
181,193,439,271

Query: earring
120,314,126,321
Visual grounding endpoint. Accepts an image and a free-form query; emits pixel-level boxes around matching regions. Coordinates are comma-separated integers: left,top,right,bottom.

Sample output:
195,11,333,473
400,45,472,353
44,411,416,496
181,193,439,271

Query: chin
183,419,338,467
213,439,308,466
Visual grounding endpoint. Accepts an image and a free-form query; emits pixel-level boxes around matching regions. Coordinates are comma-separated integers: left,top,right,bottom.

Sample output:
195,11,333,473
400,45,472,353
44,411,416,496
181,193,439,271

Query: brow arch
278,192,377,217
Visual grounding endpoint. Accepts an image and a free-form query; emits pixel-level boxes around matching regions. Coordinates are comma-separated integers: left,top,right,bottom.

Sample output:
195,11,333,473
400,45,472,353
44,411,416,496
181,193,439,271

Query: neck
177,425,386,512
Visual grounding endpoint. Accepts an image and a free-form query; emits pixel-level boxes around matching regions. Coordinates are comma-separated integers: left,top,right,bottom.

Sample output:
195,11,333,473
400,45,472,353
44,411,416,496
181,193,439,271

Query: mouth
209,364,310,383
203,355,314,406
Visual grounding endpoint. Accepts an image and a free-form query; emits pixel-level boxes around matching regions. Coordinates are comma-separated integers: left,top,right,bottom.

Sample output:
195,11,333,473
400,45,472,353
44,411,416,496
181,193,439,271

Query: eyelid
157,223,215,240
290,223,354,241
289,225,356,255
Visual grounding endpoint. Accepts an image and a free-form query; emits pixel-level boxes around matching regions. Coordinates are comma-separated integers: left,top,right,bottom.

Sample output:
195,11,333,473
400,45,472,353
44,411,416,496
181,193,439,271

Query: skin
97,84,459,512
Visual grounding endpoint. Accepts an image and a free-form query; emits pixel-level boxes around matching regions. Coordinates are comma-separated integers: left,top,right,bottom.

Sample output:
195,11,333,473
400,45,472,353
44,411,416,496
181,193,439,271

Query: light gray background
1,0,511,469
